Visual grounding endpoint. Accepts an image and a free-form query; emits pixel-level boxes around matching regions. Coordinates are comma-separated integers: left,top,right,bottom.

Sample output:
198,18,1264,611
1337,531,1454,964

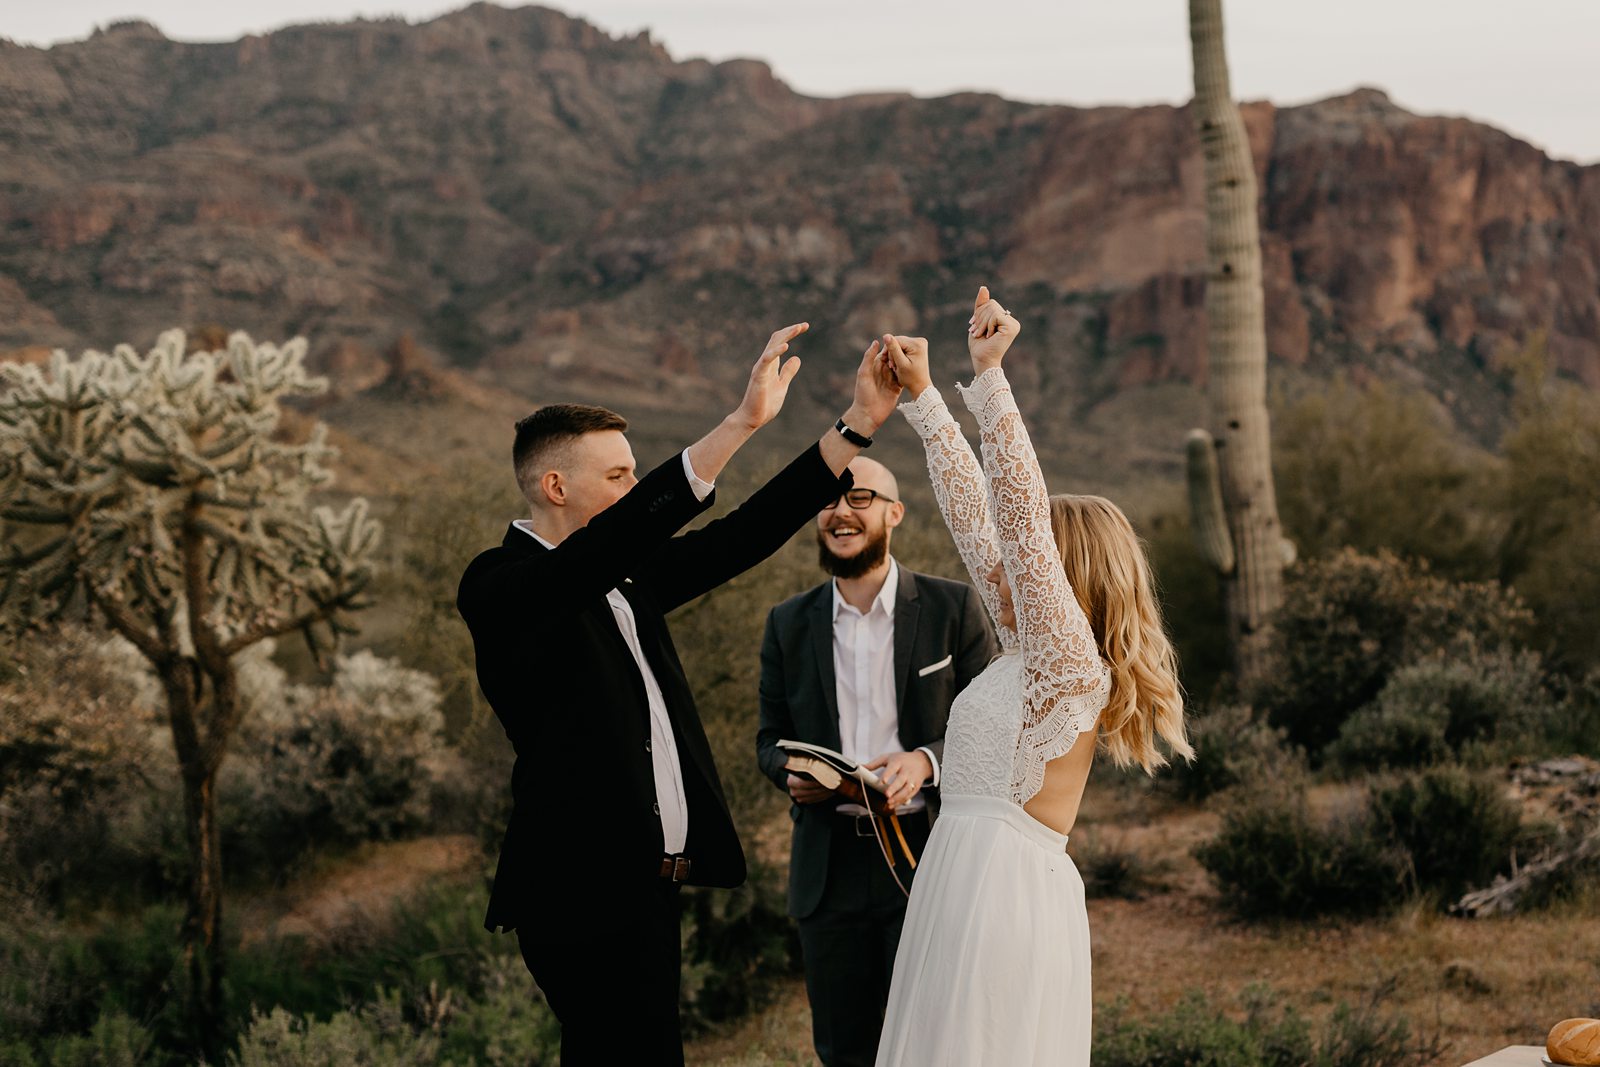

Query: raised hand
883,334,932,398
967,285,1020,375
846,337,903,435
734,323,808,431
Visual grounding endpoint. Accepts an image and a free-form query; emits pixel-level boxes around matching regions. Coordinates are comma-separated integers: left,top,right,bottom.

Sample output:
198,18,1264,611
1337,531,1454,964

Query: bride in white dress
873,287,1192,1066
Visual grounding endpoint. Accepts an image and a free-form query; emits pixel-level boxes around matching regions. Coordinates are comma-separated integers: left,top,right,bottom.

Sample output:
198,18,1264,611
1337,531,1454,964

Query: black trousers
797,810,932,1067
518,880,684,1066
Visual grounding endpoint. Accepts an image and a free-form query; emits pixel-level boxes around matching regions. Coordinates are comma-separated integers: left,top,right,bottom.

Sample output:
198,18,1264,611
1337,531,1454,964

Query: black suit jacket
458,443,851,939
755,566,997,918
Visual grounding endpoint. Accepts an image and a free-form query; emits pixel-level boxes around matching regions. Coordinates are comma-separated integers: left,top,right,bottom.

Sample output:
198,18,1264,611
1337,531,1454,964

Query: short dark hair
513,403,628,500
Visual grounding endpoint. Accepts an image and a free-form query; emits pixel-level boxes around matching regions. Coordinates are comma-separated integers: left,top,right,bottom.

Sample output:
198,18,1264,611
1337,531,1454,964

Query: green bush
1196,764,1535,918
1195,784,1405,919
1367,766,1524,901
1273,379,1492,579
678,859,797,1033
1095,984,1434,1067
38,1012,154,1067
1331,653,1554,772
1495,351,1600,674
434,956,561,1067
230,994,441,1067
0,898,187,1063
1159,705,1303,801
1255,550,1533,757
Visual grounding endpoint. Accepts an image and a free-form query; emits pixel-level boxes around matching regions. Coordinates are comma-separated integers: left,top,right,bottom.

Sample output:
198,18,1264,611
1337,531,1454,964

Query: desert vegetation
0,321,1596,1067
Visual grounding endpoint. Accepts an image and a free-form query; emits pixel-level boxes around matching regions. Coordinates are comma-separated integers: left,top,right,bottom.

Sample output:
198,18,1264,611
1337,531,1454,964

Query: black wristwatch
835,416,873,448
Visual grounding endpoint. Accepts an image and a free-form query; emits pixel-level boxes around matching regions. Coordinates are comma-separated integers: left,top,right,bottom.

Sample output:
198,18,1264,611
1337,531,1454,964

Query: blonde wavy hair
1048,494,1191,773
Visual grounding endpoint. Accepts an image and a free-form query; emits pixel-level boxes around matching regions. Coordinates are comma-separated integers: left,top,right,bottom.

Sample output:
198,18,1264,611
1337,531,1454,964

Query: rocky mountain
2,2,1596,463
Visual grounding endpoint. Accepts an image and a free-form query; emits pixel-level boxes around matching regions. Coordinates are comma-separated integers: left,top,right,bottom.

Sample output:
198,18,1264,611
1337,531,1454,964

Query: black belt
659,853,691,882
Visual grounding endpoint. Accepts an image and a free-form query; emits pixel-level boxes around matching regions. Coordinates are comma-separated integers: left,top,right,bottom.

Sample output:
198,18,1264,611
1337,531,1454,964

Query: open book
777,739,918,884
777,738,887,807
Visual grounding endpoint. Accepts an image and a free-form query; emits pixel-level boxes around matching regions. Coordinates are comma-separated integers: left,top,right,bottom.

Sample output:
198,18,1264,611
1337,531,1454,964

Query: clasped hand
879,285,1020,396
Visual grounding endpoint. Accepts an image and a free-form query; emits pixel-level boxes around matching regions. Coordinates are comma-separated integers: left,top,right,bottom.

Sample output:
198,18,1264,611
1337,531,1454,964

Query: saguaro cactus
1187,0,1286,687
0,330,381,1054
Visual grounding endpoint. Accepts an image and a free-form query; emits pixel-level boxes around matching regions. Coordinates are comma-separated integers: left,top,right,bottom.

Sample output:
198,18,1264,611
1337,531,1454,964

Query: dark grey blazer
755,565,998,919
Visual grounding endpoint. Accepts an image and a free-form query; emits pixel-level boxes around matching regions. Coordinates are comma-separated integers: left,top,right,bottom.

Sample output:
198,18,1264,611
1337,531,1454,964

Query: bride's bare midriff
1021,727,1099,836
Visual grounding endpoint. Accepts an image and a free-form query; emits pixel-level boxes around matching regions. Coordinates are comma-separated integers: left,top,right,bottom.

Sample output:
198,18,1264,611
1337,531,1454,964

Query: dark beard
816,525,889,580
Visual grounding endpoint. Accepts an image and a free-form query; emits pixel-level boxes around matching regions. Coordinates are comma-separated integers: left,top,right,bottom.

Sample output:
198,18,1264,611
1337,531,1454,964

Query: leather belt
659,854,692,882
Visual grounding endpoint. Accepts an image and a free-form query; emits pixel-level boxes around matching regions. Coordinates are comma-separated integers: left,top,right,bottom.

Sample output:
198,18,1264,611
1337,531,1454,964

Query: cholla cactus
0,329,381,1051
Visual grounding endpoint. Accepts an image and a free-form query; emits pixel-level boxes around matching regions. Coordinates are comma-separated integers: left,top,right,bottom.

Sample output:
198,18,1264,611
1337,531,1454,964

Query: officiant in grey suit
755,457,997,1067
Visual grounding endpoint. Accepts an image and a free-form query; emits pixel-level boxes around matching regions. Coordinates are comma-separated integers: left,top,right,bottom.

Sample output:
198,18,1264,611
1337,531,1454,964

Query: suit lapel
809,589,843,750
893,568,921,723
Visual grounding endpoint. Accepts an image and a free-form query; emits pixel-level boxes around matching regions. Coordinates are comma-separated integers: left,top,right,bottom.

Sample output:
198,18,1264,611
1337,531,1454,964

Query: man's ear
886,500,906,530
539,469,565,507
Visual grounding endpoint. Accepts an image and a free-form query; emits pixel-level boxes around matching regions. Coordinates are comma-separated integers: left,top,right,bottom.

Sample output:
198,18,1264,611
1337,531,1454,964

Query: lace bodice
900,369,1111,805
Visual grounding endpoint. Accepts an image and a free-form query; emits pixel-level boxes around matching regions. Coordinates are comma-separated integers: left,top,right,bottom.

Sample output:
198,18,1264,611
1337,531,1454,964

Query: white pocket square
917,654,954,678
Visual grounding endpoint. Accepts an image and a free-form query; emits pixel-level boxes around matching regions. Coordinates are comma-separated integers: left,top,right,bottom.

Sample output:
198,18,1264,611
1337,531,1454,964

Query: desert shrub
1273,379,1492,579
1075,836,1173,901
34,1012,154,1067
380,465,516,738
1366,766,1524,901
1142,510,1231,702
1331,653,1555,772
1195,783,1405,919
1159,704,1304,802
433,955,561,1067
678,859,797,1033
230,993,441,1067
0,630,176,904
1495,350,1600,674
1095,983,1433,1067
222,649,456,876
0,898,187,1062
1544,668,1600,757
1255,550,1533,757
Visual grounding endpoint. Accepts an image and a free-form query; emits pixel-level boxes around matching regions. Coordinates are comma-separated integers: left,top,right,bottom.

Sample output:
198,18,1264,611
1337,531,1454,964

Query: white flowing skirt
875,794,1091,1067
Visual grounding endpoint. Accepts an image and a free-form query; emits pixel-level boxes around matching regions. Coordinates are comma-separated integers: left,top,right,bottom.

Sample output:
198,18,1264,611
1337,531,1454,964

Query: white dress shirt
831,558,940,815
515,450,714,855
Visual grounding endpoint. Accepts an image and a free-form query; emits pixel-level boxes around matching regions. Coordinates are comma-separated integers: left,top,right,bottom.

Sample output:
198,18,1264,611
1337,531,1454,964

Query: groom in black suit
458,325,903,1065
756,457,996,1066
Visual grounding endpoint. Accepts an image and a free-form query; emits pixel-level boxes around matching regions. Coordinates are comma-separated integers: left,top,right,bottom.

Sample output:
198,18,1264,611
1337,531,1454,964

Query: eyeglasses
823,488,898,510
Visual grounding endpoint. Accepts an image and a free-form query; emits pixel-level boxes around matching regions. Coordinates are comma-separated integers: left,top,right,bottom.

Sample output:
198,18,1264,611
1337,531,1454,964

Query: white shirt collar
831,557,900,621
512,518,555,551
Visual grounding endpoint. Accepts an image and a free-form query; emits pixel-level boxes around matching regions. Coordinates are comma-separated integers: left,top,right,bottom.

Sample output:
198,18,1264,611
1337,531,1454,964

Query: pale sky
5,1,1598,163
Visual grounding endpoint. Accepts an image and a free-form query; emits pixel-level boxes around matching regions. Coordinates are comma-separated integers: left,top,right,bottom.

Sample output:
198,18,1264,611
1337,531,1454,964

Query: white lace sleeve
957,368,1112,805
898,386,1017,652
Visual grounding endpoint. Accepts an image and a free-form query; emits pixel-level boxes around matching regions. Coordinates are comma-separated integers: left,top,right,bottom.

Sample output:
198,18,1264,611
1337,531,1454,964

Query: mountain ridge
2,2,1595,465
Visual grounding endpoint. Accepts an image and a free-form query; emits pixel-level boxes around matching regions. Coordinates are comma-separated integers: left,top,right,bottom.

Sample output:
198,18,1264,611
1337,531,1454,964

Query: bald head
846,456,899,502
817,456,904,579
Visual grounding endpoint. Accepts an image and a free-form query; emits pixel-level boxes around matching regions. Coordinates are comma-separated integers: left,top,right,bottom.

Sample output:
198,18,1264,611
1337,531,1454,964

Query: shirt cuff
916,746,941,787
680,450,715,502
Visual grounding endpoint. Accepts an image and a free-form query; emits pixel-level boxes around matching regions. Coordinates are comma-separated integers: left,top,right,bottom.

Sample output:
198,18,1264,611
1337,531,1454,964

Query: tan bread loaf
1549,1019,1600,1066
